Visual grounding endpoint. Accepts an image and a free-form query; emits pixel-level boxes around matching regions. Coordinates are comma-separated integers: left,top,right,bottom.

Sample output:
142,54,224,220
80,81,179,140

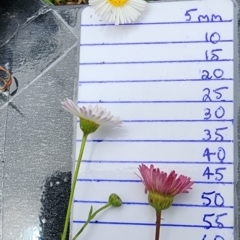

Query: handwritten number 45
203,167,226,181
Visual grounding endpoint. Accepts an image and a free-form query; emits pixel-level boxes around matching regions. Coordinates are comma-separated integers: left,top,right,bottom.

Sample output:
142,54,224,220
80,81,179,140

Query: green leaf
88,205,93,219
43,0,54,5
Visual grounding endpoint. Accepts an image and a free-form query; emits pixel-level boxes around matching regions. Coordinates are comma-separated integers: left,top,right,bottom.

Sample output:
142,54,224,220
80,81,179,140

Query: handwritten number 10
205,32,221,44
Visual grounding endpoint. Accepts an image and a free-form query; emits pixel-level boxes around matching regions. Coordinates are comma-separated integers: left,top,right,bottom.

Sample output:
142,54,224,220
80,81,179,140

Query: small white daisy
89,0,147,25
61,98,122,134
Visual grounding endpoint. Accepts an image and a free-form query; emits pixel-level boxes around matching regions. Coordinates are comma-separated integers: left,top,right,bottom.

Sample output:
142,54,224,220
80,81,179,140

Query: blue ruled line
81,160,233,165
77,119,233,123
78,100,233,104
73,220,233,229
80,19,232,27
76,139,233,143
79,78,233,84
77,179,233,184
74,200,233,209
80,40,233,46
79,59,233,65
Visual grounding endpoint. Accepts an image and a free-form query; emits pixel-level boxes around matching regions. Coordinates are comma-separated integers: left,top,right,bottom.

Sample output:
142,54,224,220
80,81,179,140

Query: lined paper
72,0,234,239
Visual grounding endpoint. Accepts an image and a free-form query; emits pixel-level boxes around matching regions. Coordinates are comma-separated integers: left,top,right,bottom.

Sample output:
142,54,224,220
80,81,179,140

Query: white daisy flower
89,0,147,25
61,98,122,134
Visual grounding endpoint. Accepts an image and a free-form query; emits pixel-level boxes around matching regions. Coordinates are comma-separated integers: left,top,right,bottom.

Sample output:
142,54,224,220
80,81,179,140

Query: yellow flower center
107,0,128,7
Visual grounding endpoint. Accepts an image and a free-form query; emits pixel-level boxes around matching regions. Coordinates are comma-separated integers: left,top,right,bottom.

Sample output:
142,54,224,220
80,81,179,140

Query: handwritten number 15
205,49,222,61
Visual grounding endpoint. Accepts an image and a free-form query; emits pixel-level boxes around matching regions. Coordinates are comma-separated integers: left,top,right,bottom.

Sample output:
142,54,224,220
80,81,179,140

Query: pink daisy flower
138,164,194,211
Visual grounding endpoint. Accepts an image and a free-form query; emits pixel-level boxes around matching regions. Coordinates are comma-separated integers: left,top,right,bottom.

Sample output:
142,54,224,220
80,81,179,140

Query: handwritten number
217,147,226,162
215,236,225,240
215,106,225,119
215,127,228,141
215,193,224,207
203,148,215,161
203,213,227,229
216,213,227,229
203,127,228,141
214,69,224,78
205,32,221,44
201,69,224,80
203,235,225,240
203,214,214,229
213,87,228,100
202,87,228,102
205,49,222,61
202,167,226,181
203,88,211,101
204,108,211,120
201,191,224,207
203,129,211,141
185,8,198,21
203,147,225,162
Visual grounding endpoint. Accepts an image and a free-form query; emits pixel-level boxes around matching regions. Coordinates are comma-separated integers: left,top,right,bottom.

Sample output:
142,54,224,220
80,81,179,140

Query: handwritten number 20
201,69,224,80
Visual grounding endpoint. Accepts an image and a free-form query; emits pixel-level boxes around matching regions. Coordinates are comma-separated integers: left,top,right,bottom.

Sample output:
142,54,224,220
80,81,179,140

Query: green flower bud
108,193,122,207
80,118,99,135
148,191,173,211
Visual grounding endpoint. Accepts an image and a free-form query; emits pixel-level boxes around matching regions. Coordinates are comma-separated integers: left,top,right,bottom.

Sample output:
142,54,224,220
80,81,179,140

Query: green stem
72,203,111,240
61,134,88,240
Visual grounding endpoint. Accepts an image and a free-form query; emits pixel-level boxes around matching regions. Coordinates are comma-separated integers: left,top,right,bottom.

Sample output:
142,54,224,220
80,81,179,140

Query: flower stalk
155,211,161,240
72,203,110,240
61,133,88,240
72,193,122,240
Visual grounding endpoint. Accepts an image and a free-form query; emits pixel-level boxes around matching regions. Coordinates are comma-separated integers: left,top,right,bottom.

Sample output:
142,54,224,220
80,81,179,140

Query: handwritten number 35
203,127,228,141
